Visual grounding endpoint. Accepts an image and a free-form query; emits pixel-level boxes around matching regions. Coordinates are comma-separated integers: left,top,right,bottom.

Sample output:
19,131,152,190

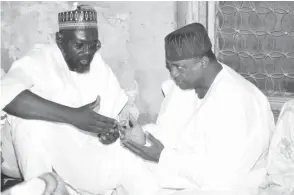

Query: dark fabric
165,23,212,61
1,174,23,192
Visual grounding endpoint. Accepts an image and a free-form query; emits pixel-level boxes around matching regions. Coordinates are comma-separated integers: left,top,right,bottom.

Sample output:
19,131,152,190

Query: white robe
1,44,276,195
259,99,294,195
143,64,275,195
1,44,158,195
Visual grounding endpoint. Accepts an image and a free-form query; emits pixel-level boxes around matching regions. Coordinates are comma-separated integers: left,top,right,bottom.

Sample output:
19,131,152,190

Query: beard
74,63,90,73
65,58,91,74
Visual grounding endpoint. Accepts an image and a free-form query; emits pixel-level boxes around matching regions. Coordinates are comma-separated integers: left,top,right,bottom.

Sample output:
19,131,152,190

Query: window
215,1,294,99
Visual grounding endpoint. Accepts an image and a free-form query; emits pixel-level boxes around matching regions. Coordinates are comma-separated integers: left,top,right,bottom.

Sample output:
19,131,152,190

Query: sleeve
264,100,294,193
1,55,42,110
267,99,294,172
157,90,273,188
94,55,128,119
117,81,140,122
276,100,294,135
141,80,175,139
105,65,129,118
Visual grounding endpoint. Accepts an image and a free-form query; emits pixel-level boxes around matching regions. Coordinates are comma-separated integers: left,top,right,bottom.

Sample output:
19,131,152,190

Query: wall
1,1,176,122
176,1,207,29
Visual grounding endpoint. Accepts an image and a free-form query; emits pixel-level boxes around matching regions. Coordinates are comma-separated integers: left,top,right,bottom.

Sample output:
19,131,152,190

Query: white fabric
143,64,275,195
1,120,22,178
259,99,294,195
1,44,128,116
1,68,22,178
143,80,200,148
1,44,159,195
2,172,69,195
1,46,276,195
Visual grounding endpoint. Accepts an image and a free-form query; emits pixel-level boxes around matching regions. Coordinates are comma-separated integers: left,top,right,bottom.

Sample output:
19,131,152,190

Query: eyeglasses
74,40,101,52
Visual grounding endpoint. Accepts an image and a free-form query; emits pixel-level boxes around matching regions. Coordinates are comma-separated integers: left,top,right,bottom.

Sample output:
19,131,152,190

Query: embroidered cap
165,23,212,62
58,4,97,30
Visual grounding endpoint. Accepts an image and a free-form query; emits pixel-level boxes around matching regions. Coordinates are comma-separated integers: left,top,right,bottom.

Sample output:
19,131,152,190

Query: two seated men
1,4,283,195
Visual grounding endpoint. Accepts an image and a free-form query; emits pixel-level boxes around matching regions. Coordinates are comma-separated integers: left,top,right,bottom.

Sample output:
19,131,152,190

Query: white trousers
2,118,160,195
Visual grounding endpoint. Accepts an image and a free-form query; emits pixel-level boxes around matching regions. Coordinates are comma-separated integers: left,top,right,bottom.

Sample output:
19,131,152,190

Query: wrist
59,106,76,125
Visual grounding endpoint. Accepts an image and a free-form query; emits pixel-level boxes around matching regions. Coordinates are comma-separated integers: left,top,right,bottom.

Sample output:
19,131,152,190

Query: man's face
59,28,100,74
166,58,203,90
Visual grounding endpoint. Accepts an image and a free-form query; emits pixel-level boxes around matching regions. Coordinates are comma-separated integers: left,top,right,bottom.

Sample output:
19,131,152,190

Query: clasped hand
67,95,165,155
119,116,164,163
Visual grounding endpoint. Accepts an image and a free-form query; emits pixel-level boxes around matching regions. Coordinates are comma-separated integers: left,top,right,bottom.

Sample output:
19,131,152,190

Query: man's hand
68,96,118,134
122,132,164,163
98,128,120,145
119,114,146,145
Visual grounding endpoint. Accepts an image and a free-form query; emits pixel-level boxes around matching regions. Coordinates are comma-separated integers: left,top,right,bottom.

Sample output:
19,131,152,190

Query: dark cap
165,23,212,61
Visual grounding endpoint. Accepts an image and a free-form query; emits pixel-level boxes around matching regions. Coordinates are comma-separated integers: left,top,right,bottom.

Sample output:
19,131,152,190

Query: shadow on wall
1,1,176,123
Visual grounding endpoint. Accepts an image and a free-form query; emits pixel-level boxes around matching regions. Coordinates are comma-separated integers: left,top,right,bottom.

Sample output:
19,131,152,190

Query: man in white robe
121,23,276,195
1,5,158,195
259,99,294,195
